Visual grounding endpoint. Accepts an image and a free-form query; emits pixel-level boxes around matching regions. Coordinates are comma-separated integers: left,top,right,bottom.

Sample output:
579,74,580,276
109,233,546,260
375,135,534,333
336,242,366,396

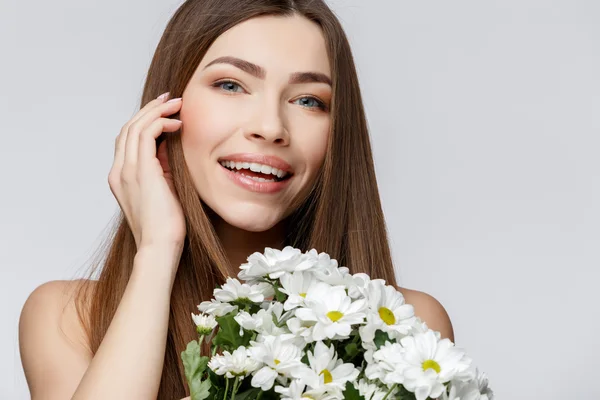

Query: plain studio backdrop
1,0,598,398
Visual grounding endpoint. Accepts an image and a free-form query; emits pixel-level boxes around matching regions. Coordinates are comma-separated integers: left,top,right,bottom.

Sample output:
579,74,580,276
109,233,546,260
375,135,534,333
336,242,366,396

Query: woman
19,0,454,398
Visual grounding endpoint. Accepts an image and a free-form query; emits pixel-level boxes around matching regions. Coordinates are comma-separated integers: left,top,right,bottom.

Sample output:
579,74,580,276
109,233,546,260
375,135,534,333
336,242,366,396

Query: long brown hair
73,0,398,398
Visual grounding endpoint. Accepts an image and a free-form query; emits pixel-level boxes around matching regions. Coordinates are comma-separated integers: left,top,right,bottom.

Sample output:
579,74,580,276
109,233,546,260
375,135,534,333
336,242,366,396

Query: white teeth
219,160,289,179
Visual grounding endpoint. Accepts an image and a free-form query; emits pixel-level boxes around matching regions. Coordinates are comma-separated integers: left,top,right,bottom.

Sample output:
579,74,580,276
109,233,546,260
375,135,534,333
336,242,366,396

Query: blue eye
294,96,327,111
213,80,244,93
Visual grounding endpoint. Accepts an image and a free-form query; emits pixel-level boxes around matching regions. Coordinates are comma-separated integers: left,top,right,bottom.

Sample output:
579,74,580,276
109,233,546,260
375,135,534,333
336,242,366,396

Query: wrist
134,245,183,277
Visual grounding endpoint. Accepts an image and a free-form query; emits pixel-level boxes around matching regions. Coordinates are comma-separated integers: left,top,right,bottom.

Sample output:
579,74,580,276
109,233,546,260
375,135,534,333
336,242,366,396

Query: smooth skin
18,14,454,400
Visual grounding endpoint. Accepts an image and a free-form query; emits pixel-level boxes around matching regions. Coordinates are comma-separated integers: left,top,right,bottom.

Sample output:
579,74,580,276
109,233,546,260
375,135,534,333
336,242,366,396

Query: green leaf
213,313,254,352
181,340,211,400
234,387,261,400
373,330,392,350
342,381,365,400
274,286,287,303
344,342,359,358
191,379,211,400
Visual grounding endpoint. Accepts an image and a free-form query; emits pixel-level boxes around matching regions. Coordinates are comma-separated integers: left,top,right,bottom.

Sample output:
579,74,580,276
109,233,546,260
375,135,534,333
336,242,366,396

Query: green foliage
373,330,393,350
212,312,254,352
342,381,366,400
234,387,261,400
181,340,211,400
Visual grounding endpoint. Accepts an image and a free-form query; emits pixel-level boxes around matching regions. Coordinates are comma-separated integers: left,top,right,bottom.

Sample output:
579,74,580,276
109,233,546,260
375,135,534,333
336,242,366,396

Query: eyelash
211,79,328,111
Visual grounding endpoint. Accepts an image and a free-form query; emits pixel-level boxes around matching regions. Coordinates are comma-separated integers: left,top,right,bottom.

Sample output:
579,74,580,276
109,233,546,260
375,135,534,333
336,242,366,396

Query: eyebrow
204,56,332,87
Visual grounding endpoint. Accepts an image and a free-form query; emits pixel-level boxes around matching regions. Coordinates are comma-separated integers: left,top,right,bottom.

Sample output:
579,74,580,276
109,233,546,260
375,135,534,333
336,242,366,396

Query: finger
123,98,183,172
113,92,170,169
137,117,183,178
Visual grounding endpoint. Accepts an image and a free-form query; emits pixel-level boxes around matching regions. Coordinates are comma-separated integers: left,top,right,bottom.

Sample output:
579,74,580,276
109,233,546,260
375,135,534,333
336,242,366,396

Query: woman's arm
19,245,181,400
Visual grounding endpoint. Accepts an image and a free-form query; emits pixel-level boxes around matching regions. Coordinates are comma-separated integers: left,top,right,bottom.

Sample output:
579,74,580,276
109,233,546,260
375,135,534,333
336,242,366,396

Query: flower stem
256,390,263,400
223,378,230,400
381,384,398,400
230,376,240,400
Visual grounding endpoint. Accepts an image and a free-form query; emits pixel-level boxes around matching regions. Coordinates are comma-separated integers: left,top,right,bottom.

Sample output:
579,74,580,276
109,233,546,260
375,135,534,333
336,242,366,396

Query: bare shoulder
398,287,455,342
19,279,95,399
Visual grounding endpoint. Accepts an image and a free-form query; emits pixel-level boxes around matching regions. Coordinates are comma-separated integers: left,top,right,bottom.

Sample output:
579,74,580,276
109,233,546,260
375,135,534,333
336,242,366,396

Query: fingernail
167,97,182,103
157,92,170,101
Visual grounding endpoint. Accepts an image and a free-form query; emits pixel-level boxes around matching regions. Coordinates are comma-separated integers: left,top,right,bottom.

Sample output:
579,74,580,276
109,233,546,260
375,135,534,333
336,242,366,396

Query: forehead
199,14,331,76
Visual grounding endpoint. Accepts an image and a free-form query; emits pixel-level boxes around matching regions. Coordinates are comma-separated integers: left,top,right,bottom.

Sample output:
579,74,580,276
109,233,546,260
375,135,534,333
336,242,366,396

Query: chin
210,202,286,233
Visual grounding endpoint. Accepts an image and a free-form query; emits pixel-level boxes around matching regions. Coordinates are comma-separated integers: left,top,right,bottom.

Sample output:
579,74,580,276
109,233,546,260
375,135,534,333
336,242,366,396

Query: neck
212,216,287,278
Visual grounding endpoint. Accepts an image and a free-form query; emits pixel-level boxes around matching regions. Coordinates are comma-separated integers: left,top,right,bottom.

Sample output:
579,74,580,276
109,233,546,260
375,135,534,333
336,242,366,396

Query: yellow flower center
326,311,344,322
274,359,280,365
319,369,333,384
422,359,441,374
378,307,396,325
299,293,306,298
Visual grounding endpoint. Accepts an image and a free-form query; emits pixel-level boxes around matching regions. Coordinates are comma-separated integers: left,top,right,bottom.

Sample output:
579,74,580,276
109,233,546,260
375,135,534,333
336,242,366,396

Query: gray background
1,0,598,398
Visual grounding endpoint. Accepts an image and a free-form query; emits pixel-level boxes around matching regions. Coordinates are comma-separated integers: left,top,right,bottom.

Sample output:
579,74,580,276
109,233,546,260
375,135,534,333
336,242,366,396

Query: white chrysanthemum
411,317,442,340
356,378,396,400
208,346,261,379
190,312,218,335
346,273,372,299
441,380,483,400
295,341,359,393
213,277,273,303
249,335,305,390
474,368,494,400
359,280,418,342
444,368,493,400
373,330,473,400
310,255,352,287
275,379,339,400
234,302,292,339
238,246,319,281
279,271,319,311
285,317,315,346
295,282,367,341
364,341,406,385
197,299,237,317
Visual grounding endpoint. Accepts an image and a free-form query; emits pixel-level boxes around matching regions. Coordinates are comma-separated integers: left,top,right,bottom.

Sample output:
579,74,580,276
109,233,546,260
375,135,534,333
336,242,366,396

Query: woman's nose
244,98,290,146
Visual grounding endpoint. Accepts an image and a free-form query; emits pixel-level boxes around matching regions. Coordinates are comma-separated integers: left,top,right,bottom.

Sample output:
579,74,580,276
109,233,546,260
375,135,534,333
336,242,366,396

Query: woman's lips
219,164,292,194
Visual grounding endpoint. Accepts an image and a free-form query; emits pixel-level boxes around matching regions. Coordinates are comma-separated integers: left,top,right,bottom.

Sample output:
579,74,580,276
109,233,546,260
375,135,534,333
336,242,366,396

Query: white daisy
311,256,352,287
295,341,359,394
190,312,218,336
213,277,273,303
359,280,418,343
279,271,319,311
474,368,495,400
275,379,339,400
238,246,319,282
207,346,261,379
445,368,493,400
346,273,372,299
294,282,367,341
234,302,292,339
441,379,487,400
379,330,473,400
197,299,237,317
356,378,396,400
249,335,305,390
364,341,406,385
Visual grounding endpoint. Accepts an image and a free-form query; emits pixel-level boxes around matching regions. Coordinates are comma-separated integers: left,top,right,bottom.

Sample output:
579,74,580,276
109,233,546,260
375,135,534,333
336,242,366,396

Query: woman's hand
108,92,186,253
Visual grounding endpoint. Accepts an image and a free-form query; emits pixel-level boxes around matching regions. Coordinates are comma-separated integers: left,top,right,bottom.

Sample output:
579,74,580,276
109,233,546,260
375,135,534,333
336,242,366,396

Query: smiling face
180,14,332,233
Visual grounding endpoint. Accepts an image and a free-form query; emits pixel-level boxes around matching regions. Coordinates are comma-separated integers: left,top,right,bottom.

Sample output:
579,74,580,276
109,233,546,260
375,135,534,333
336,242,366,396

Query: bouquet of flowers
181,247,494,400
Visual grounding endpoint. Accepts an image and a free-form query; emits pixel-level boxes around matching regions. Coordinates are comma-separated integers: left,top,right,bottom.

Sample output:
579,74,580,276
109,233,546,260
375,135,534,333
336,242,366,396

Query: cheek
296,120,330,173
179,94,235,149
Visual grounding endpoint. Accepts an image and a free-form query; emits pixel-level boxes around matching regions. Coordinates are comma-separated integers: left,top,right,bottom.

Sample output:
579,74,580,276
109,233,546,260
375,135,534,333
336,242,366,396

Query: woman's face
180,14,332,232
